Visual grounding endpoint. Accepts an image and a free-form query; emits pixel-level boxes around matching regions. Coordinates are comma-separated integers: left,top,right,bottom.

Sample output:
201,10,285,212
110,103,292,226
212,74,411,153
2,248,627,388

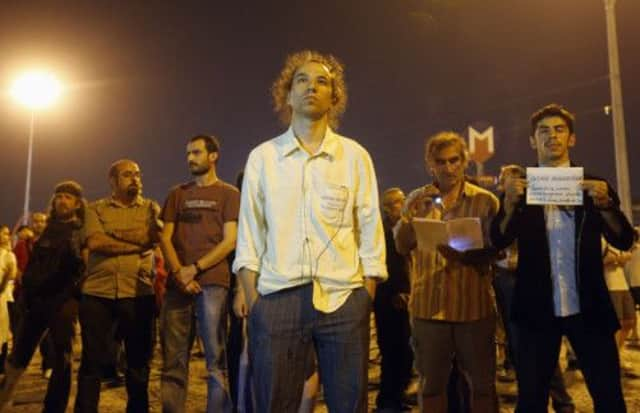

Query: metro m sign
468,126,494,164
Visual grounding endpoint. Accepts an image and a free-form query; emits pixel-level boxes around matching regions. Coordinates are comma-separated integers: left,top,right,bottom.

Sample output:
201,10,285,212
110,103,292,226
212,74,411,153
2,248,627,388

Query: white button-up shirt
232,127,387,313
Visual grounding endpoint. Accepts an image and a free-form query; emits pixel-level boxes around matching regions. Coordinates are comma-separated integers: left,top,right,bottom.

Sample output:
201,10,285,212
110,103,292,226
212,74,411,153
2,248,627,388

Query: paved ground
5,320,640,412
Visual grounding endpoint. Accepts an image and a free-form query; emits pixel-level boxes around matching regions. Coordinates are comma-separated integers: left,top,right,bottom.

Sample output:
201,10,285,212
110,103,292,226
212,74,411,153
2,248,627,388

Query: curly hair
271,50,348,130
424,131,469,163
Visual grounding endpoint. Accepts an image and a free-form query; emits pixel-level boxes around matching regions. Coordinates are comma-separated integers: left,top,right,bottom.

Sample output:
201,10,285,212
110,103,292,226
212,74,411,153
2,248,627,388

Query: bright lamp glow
10,71,62,109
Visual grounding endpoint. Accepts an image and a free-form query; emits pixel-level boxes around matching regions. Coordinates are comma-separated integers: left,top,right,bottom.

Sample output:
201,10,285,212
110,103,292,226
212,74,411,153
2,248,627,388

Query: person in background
0,181,85,413
12,212,54,378
0,226,17,375
624,228,640,345
374,187,413,413
602,238,635,375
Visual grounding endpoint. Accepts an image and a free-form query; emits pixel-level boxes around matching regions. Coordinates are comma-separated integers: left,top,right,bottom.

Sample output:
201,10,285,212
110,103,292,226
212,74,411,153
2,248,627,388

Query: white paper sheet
412,217,484,252
526,167,583,206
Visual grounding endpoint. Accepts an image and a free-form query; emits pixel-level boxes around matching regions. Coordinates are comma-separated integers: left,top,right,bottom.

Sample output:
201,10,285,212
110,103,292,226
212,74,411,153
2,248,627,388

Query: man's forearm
111,228,151,247
159,236,182,273
599,203,635,251
600,209,628,240
87,233,145,255
393,219,416,255
238,267,259,308
364,276,378,300
195,239,235,272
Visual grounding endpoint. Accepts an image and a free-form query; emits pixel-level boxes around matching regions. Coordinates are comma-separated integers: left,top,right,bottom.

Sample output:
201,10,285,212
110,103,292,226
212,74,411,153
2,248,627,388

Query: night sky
1,0,639,226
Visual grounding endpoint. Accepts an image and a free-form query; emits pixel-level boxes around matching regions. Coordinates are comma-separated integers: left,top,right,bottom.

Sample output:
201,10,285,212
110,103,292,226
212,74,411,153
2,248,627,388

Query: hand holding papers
412,217,484,252
582,179,612,209
526,167,583,205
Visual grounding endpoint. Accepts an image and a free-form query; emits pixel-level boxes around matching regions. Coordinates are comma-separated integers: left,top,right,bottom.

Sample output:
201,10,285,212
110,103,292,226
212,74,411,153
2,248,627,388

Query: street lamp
603,0,632,220
10,71,62,225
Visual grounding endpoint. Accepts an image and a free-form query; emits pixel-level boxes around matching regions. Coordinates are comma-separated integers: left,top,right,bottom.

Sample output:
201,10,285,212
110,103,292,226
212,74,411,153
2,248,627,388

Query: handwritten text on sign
526,167,583,205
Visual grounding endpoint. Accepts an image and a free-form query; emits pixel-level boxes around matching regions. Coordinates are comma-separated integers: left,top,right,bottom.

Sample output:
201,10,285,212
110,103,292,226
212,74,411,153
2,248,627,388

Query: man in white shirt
233,50,387,412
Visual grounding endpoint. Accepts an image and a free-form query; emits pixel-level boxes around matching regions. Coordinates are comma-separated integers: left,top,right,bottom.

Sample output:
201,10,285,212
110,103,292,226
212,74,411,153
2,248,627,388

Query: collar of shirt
276,126,343,161
539,160,572,168
107,195,145,208
431,181,471,219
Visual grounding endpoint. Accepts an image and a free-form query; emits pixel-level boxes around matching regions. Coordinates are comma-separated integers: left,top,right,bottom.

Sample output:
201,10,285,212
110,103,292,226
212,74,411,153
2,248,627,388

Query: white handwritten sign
526,167,583,205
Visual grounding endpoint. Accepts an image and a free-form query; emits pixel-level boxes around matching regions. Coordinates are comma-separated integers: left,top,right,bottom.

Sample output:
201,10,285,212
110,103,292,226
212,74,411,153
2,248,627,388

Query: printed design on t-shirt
177,199,219,224
184,199,218,209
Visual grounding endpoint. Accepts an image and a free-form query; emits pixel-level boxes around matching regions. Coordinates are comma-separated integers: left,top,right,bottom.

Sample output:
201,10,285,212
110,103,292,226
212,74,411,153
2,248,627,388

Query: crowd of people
0,49,638,413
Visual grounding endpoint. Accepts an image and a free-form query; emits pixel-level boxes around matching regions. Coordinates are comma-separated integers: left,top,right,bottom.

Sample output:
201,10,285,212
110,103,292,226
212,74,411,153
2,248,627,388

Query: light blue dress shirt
545,204,580,316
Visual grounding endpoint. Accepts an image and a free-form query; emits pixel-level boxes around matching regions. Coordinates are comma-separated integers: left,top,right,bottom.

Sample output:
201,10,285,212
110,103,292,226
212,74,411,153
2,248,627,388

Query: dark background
1,0,638,226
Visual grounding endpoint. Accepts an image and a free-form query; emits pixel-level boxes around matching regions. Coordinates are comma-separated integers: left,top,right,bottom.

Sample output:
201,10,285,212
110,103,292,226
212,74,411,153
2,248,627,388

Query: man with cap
0,181,86,412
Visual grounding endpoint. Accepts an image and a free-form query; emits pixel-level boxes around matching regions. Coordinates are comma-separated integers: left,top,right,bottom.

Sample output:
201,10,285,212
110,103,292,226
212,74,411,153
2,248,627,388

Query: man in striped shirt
394,131,499,413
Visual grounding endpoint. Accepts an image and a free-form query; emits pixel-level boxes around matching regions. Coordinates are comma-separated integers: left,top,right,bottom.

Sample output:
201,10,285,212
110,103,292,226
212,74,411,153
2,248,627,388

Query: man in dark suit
490,104,635,413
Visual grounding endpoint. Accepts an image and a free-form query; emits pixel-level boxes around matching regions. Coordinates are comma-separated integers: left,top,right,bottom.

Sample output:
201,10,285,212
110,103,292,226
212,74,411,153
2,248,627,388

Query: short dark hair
530,103,575,136
108,159,138,179
189,135,220,154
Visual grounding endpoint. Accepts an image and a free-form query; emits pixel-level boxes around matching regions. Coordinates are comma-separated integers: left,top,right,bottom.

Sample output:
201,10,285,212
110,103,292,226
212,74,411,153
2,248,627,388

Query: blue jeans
160,285,231,413
249,283,371,413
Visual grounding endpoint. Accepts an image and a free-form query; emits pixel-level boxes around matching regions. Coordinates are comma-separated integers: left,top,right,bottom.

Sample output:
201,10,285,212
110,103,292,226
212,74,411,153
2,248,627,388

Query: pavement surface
4,319,640,412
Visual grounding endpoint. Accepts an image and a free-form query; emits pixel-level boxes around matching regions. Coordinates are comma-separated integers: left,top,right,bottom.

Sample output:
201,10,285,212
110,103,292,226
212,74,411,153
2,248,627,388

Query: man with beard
159,135,239,412
75,160,161,413
0,181,85,412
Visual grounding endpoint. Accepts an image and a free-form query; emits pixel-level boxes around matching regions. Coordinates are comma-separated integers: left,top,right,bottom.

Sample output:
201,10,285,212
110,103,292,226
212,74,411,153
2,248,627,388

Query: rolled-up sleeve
354,149,387,280
232,149,267,274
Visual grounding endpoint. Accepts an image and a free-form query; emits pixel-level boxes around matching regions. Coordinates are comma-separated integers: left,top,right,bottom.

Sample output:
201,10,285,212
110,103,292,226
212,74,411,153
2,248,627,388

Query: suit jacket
490,172,634,334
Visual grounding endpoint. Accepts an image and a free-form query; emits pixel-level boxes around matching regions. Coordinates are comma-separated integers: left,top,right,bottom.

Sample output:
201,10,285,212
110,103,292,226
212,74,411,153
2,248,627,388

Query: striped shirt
396,182,499,322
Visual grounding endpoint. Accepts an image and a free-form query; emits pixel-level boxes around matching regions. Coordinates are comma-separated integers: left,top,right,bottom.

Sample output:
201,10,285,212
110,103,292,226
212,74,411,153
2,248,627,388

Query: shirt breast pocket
317,183,349,226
